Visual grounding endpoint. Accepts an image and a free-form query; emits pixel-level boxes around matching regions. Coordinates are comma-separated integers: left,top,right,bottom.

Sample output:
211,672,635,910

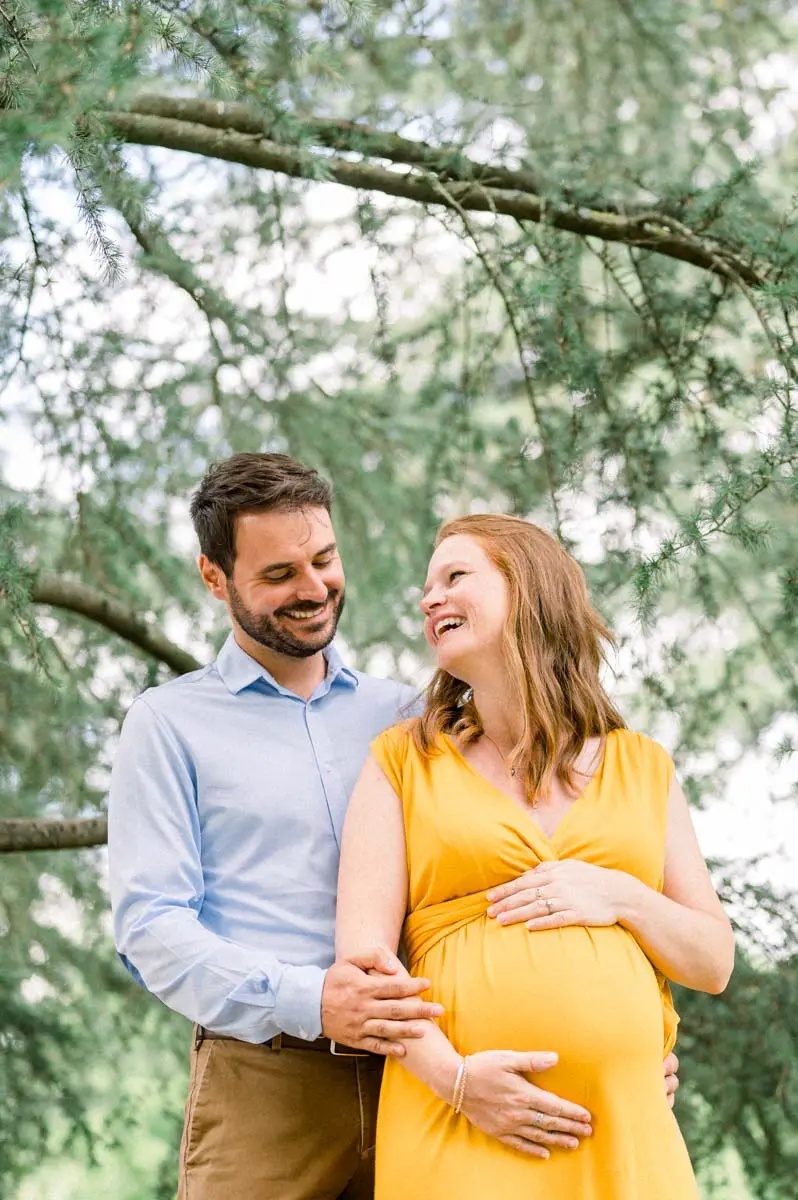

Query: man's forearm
119,906,327,1042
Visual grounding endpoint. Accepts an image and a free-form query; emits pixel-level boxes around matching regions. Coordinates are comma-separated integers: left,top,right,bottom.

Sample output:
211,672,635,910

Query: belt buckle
329,1039,370,1058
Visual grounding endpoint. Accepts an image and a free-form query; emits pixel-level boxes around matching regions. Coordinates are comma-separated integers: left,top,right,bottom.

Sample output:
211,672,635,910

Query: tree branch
103,109,765,288
1,578,200,853
126,93,549,197
30,573,201,675
0,184,39,397
0,2,38,73
0,817,107,853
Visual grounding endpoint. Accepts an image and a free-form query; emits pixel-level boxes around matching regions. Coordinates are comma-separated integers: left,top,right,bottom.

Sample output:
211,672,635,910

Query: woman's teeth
434,617,465,641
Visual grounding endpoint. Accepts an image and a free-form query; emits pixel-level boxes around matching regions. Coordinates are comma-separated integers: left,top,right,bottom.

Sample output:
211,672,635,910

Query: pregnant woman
335,514,734,1199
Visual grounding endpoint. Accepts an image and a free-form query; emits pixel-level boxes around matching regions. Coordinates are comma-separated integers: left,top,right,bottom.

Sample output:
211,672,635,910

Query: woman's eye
450,571,465,582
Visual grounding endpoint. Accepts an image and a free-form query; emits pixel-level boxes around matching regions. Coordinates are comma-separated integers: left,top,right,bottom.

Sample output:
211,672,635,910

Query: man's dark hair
190,452,333,576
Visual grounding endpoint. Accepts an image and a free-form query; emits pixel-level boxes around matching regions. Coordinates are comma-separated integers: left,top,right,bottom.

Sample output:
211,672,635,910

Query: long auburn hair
412,514,625,800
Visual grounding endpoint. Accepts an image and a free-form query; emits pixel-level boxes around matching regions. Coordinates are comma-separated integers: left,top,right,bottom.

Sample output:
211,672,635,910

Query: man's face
200,507,346,659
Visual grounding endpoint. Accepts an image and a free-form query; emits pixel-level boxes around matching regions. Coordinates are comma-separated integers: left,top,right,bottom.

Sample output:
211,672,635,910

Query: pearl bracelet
452,1055,470,1115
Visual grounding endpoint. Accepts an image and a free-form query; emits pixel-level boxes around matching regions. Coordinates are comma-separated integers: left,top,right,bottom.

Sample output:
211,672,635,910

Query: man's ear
198,555,228,602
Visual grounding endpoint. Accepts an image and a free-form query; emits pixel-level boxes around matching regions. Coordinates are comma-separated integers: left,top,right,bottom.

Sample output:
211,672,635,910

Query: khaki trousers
177,1033,384,1200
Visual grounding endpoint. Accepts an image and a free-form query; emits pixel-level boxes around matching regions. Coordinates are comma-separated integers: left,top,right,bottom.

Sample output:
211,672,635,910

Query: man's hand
486,860,634,930
322,946,444,1057
664,1051,679,1108
460,1051,592,1160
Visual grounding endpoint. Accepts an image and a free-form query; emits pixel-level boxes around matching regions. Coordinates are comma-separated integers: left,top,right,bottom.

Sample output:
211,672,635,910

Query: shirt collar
215,633,358,698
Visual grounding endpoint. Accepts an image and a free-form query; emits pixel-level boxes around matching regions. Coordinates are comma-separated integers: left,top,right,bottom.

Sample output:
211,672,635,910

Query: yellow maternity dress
371,725,699,1199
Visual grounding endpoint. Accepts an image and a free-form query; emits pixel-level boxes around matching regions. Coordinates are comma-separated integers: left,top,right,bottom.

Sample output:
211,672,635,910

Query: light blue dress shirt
108,634,415,1044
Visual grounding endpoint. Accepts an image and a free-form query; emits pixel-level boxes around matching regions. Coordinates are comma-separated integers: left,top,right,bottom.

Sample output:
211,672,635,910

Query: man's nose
296,570,329,602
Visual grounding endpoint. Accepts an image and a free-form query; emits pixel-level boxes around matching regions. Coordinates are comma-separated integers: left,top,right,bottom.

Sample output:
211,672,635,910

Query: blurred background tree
1,1,797,1195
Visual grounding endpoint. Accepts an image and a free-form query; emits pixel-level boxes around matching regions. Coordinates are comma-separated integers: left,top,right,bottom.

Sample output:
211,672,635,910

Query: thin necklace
481,731,517,778
481,732,541,809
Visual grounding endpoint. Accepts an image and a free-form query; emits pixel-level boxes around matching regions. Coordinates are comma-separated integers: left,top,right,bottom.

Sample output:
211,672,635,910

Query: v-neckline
443,731,614,849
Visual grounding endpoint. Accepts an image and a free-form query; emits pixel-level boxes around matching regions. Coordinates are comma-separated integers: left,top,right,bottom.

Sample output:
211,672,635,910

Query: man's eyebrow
255,542,337,576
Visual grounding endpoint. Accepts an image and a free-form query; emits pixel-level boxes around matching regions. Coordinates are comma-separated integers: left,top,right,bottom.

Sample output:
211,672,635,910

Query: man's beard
227,583,345,659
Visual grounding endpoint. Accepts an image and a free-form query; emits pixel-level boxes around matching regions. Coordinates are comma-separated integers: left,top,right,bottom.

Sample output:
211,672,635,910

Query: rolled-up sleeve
107,698,325,1042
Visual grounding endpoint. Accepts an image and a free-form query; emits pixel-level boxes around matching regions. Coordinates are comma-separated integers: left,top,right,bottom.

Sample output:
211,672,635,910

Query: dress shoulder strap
612,728,674,791
370,719,419,796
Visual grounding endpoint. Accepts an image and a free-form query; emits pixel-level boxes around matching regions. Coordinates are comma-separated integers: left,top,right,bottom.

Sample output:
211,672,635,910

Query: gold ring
533,1111,545,1128
545,898,554,914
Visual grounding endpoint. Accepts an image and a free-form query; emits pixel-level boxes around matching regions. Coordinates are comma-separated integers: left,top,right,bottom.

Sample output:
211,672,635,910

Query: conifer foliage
1,1,797,1193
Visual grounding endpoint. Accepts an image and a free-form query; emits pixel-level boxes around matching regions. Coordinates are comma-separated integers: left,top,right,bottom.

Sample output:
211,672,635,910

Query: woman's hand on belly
487,860,632,931
460,1050,593,1160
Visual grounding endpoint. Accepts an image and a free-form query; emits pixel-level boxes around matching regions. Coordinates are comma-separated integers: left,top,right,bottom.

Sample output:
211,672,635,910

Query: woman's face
420,534,510,678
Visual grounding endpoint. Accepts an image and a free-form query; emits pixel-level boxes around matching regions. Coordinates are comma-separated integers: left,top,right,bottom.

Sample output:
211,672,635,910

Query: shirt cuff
273,963,327,1041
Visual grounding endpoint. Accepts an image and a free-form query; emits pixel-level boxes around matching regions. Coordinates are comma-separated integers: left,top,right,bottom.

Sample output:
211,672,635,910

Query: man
108,452,678,1199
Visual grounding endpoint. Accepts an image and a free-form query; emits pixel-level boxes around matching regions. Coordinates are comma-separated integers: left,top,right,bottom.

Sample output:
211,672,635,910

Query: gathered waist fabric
403,889,488,966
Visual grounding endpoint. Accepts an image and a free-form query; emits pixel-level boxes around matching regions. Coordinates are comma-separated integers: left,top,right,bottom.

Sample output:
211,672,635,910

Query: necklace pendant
510,766,516,777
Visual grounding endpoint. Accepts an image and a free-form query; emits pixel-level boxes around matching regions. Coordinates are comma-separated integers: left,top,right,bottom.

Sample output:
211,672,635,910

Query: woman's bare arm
615,774,735,992
335,754,409,965
337,753,466,1089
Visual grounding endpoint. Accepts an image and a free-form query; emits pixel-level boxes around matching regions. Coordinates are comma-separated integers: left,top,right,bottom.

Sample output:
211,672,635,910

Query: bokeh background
1,2,798,1196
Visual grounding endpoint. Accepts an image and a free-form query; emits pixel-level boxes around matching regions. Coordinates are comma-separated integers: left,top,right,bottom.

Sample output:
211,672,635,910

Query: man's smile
278,601,332,624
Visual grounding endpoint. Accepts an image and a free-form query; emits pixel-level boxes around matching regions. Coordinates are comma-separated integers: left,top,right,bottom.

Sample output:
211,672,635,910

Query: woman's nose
420,586,445,615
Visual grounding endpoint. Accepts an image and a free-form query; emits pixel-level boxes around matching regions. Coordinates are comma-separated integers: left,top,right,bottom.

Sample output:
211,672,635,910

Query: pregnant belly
418,918,666,1095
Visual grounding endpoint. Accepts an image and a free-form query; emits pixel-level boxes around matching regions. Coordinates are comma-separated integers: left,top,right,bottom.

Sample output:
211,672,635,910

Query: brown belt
195,1026,377,1058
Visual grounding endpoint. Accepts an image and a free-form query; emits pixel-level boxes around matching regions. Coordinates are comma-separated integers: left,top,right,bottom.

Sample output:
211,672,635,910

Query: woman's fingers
499,1124,587,1157
529,1089,592,1125
525,911,577,930
488,865,559,899
492,902,540,925
495,893,567,925
487,896,533,917
526,1112,592,1137
499,1136,550,1159
489,894,545,919
488,884,557,919
517,1127,582,1149
485,871,536,905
